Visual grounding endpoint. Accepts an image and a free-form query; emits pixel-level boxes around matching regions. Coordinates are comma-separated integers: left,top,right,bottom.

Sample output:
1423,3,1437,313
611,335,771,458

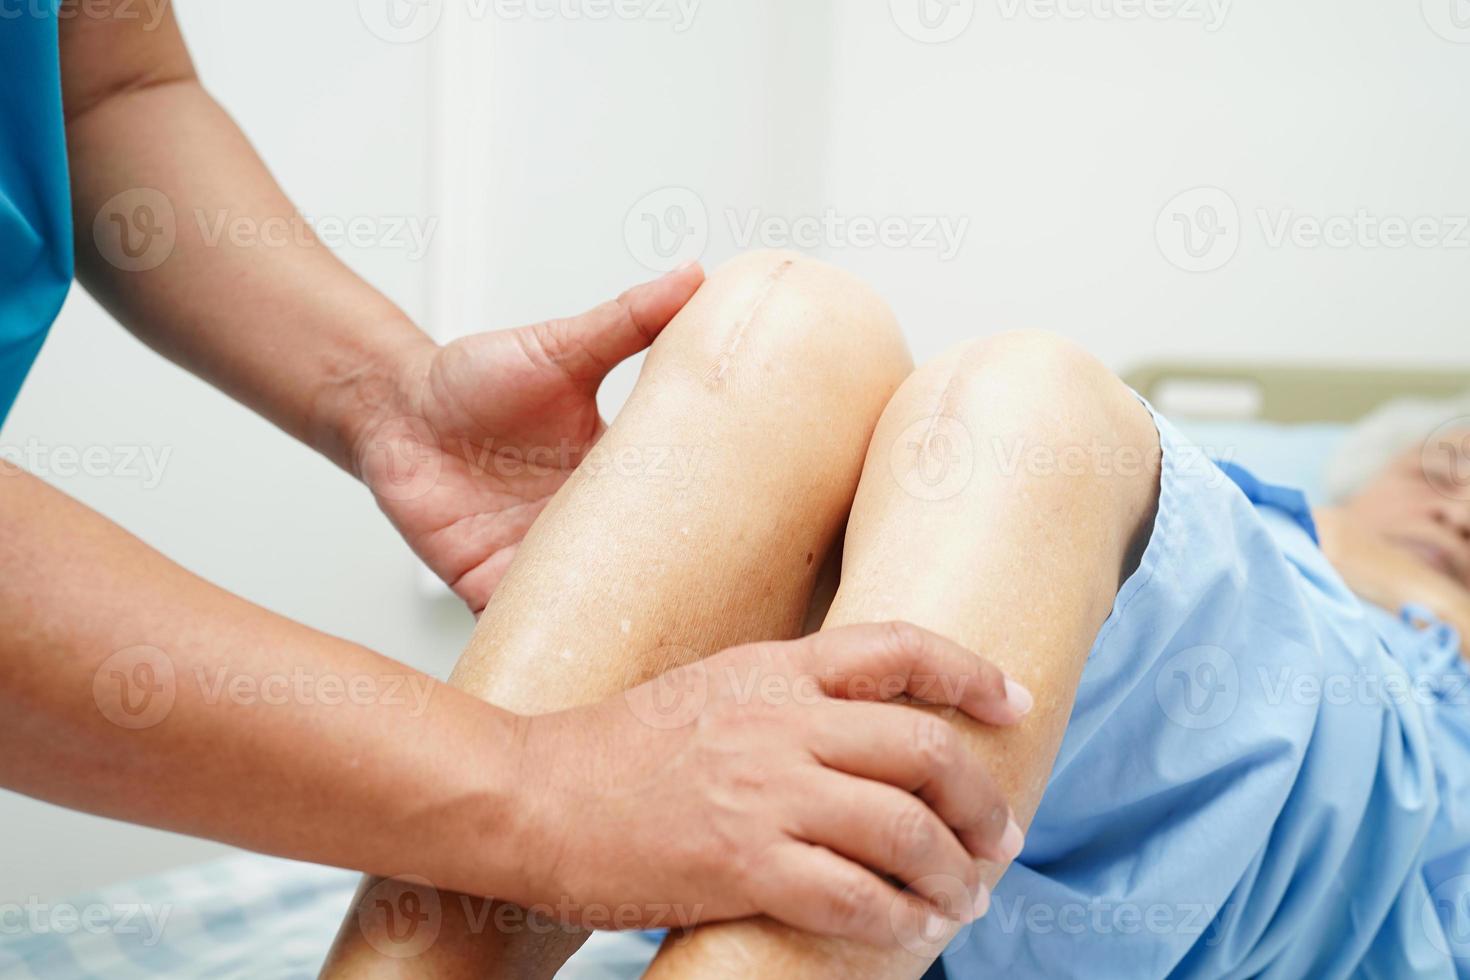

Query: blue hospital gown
942,405,1470,978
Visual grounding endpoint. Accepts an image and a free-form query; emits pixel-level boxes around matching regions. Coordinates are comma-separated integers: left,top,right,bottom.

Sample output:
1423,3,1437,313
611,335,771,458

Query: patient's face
1346,429,1470,588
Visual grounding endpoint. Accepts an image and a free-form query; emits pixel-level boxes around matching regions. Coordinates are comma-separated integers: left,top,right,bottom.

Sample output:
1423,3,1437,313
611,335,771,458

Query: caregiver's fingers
807,701,1020,864
793,622,1034,726
753,843,978,948
526,261,705,389
795,769,981,910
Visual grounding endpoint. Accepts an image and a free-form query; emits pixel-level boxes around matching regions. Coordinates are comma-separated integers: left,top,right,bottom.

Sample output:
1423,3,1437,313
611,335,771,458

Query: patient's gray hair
1324,390,1470,503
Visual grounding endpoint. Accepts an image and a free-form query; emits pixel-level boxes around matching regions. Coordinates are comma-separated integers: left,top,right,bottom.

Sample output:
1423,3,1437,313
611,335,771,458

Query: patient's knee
935,330,1116,422
643,249,913,408
884,329,1159,505
913,330,1142,440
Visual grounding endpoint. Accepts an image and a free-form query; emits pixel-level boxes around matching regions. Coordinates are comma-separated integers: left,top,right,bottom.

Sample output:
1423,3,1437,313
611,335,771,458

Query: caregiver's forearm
60,4,430,473
0,465,528,897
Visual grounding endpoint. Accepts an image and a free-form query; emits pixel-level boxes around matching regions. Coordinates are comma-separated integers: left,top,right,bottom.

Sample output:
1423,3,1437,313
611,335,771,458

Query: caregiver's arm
0,465,1021,936
0,465,533,898
60,3,683,611
60,3,425,473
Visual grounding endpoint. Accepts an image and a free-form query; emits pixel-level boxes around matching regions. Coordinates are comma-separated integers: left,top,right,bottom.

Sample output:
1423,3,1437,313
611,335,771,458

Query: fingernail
1005,678,1035,717
971,884,991,920
999,817,1025,863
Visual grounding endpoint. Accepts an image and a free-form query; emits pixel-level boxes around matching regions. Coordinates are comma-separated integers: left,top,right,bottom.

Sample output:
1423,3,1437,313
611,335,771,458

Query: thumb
524,262,705,388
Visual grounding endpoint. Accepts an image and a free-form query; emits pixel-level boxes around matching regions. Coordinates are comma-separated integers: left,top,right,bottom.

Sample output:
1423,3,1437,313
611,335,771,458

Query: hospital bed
1126,362,1470,501
3,363,1466,979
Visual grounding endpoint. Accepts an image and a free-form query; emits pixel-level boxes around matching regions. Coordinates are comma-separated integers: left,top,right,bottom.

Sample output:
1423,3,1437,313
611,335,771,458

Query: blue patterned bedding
0,855,659,979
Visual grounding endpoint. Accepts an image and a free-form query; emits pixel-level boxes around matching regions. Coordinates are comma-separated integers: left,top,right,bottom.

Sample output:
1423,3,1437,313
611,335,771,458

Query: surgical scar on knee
703,258,795,388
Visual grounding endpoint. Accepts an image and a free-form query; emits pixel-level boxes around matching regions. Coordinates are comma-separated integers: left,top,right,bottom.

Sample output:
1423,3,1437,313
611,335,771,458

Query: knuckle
962,856,983,892
883,621,926,662
531,317,571,356
912,713,957,773
980,796,1010,839
608,294,646,343
724,839,766,897
889,800,937,865
722,758,776,796
826,874,874,935
976,661,1008,703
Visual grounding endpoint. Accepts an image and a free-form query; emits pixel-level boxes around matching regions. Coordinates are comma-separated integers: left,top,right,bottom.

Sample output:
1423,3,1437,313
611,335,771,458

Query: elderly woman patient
319,250,1470,979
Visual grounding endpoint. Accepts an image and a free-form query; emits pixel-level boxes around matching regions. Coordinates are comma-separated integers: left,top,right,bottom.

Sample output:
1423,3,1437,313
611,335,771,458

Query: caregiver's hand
513,623,1031,945
352,263,706,612
62,3,706,616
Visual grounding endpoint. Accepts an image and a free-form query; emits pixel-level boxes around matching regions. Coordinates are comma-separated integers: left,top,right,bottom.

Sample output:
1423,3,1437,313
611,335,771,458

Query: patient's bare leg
317,250,912,978
647,330,1162,978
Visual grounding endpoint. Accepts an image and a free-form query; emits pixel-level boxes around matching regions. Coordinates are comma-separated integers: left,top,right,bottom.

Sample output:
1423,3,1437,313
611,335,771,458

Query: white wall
6,0,1470,905
430,0,846,409
474,0,1470,388
808,0,1470,369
